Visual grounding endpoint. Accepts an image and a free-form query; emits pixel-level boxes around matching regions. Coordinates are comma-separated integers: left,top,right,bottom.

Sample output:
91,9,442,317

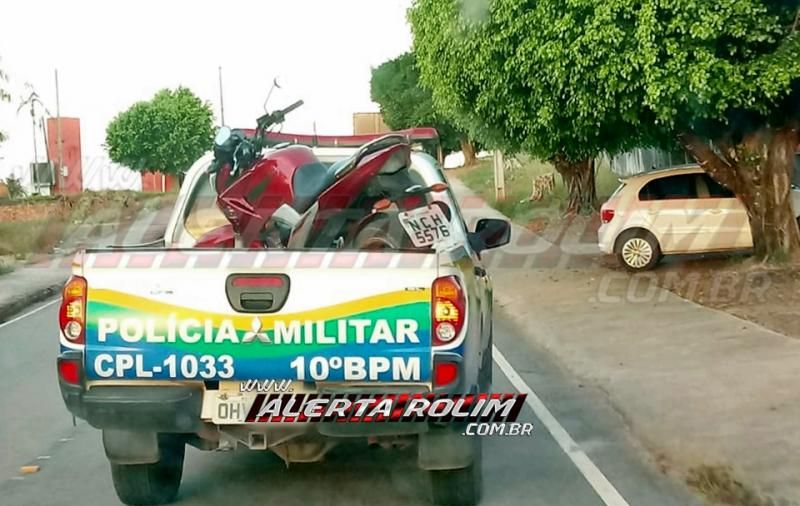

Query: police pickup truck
56,150,510,506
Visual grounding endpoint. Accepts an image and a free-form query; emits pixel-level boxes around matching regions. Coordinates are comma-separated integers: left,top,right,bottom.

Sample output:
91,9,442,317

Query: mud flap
103,429,159,465
418,424,476,471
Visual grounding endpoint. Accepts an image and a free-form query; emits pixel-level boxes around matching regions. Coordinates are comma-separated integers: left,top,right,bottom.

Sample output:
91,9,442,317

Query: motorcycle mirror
214,126,232,147
263,77,282,112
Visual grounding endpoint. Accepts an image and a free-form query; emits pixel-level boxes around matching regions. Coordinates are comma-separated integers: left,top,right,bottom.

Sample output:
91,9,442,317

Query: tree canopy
370,52,467,157
410,0,799,156
106,87,214,177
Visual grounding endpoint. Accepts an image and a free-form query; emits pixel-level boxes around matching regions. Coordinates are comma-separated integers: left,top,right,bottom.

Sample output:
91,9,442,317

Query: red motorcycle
197,102,449,250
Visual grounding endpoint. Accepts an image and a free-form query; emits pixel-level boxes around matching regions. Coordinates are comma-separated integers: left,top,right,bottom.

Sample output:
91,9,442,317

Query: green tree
409,0,642,213
106,87,214,179
410,0,800,256
370,52,478,165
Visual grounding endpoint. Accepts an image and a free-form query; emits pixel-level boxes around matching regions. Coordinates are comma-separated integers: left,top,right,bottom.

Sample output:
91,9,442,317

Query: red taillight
601,208,615,224
58,358,81,385
59,275,87,345
434,362,459,387
431,276,465,346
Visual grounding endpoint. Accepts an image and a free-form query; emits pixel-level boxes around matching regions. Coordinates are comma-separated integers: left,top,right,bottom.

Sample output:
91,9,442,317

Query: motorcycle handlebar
280,100,304,116
256,100,304,131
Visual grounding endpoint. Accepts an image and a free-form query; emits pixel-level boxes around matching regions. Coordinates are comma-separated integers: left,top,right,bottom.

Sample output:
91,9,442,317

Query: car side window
700,174,735,198
638,174,700,201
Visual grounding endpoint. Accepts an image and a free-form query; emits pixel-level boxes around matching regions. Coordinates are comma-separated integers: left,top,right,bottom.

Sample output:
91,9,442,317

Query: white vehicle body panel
598,166,800,255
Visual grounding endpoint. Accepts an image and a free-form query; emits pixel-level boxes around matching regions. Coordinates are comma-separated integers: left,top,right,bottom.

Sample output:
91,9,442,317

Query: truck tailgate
78,250,441,383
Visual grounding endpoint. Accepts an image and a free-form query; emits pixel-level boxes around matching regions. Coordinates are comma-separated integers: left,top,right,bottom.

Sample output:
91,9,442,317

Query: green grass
453,155,619,223
0,220,67,256
0,190,176,257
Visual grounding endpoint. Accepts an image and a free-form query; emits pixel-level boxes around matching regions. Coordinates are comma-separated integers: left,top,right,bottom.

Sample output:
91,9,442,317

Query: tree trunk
460,138,477,167
553,156,597,214
679,125,800,261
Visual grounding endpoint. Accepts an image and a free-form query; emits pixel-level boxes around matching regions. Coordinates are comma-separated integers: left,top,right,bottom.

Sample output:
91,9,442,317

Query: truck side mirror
469,218,511,252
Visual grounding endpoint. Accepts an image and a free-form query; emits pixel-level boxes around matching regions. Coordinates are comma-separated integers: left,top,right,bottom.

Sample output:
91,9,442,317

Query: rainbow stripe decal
84,288,432,382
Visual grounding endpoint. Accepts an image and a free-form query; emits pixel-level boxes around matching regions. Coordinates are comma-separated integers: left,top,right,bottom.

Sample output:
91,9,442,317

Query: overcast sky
0,0,413,189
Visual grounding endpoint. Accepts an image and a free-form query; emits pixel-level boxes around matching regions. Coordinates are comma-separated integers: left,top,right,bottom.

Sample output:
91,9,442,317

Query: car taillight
59,275,87,345
601,207,615,224
432,275,465,346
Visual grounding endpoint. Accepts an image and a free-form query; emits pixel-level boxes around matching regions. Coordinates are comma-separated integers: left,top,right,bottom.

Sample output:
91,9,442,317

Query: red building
46,117,83,195
140,171,178,192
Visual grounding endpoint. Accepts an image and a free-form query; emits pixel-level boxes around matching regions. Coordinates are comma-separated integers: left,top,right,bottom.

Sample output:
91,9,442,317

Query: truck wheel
110,438,185,506
430,438,483,506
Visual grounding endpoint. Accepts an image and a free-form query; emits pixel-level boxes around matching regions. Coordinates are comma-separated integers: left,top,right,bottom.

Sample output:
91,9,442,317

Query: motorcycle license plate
398,205,452,248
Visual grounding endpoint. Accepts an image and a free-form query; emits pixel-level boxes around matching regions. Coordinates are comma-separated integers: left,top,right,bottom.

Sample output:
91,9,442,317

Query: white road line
493,345,630,506
0,298,59,329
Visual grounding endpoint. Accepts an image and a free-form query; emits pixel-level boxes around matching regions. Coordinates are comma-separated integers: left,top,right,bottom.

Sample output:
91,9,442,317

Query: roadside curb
0,278,66,324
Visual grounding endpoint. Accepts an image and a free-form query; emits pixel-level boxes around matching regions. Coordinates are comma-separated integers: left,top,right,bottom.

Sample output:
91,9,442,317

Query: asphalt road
0,299,700,506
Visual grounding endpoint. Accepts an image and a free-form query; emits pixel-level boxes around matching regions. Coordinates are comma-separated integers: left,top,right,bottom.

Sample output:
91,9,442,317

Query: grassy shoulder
450,156,618,227
0,190,177,271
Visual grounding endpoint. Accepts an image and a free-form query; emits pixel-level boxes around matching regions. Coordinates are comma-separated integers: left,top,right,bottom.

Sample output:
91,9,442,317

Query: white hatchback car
598,165,800,271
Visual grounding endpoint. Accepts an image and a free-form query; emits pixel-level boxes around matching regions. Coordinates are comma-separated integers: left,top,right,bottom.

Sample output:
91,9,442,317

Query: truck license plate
212,393,252,424
398,205,452,248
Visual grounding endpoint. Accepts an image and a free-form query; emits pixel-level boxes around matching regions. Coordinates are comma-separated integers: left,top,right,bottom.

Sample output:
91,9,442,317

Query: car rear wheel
430,437,483,506
616,230,661,272
110,437,185,506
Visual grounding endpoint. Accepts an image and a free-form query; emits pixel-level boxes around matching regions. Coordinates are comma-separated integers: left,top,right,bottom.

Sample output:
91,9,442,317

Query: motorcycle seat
291,161,338,213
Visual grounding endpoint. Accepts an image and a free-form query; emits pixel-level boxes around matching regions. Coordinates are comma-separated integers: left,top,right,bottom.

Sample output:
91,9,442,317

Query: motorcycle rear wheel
350,213,410,250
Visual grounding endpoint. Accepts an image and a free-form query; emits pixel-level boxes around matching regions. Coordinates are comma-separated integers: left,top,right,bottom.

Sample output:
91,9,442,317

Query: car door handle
474,266,487,277
707,209,723,215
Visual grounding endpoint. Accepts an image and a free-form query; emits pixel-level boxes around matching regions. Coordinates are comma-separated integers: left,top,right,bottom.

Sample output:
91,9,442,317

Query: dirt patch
653,258,800,340
532,211,800,340
0,201,64,222
536,212,601,245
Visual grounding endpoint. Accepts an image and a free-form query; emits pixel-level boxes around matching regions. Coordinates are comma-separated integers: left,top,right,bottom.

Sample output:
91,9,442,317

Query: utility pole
55,69,64,194
29,103,38,171
218,66,225,125
494,150,506,201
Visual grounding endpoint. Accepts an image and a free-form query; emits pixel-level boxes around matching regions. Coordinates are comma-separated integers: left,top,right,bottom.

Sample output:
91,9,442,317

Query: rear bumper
597,223,615,254
59,351,203,432
58,351,473,435
61,381,204,433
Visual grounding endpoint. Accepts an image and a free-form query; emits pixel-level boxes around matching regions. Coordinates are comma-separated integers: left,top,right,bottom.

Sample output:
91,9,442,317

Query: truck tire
110,438,185,506
430,437,483,506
